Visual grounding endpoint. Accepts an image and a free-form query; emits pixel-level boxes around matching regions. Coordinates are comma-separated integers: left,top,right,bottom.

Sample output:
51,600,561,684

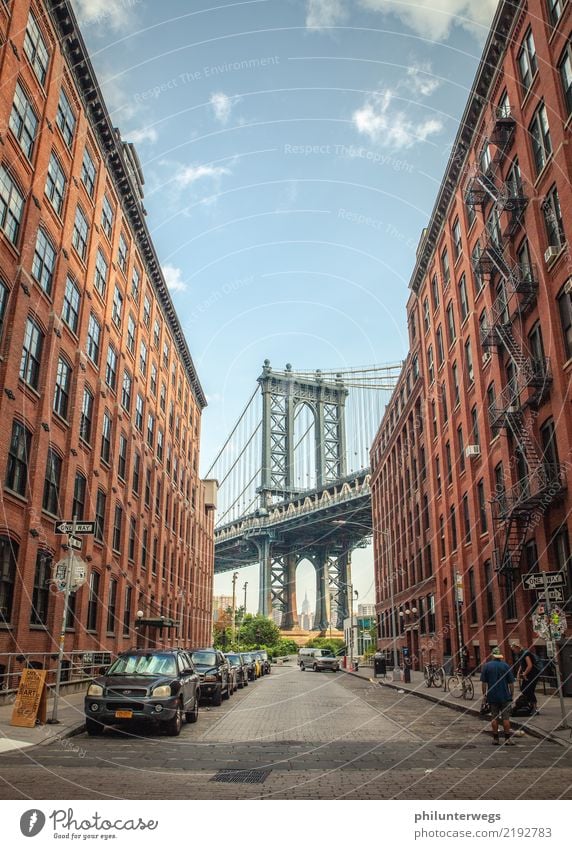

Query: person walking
480,647,516,746
511,640,540,715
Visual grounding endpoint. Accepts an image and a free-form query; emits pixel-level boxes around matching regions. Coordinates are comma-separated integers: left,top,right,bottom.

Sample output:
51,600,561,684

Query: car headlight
151,685,172,698
204,674,218,682
87,684,103,697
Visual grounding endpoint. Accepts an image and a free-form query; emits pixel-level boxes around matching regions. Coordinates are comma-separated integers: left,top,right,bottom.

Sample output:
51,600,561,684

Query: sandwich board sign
10,668,48,727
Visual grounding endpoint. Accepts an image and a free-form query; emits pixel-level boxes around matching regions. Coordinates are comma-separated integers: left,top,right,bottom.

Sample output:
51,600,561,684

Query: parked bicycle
424,661,444,689
447,668,474,700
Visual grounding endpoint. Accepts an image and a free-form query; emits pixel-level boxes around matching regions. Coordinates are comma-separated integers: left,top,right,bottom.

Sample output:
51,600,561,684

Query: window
472,242,484,293
452,361,460,406
439,515,446,558
101,411,112,464
0,165,25,244
32,229,56,295
452,218,462,259
139,340,147,376
81,147,97,196
441,382,448,423
445,441,452,486
24,13,49,85
118,232,128,273
132,452,141,494
427,345,434,383
147,413,155,449
559,42,572,116
20,317,43,389
0,279,8,340
121,369,132,412
540,418,560,477
529,103,552,175
126,314,136,354
101,194,114,239
160,381,166,412
445,302,456,346
484,560,494,621
94,250,108,297
528,322,545,367
486,206,502,247
141,529,148,570
72,206,89,260
30,550,51,625
123,585,133,634
150,362,157,396
470,405,480,445
477,479,487,533
458,274,469,322
558,285,572,359
107,578,118,633
111,285,123,327
45,153,66,216
95,489,106,542
465,338,474,383
450,506,458,550
79,387,93,442
548,0,564,27
431,401,437,439
145,468,151,508
462,494,471,543
466,194,476,228
86,313,101,364
56,88,76,148
143,294,151,327
128,519,136,562
542,185,564,249
61,275,80,334
112,506,122,553
163,341,170,369
135,394,144,431
457,425,465,473
153,319,160,348
551,527,571,605
105,345,117,391
53,357,72,419
42,448,61,515
157,429,164,462
71,472,86,520
9,82,39,158
431,274,440,310
131,266,141,301
436,326,444,367
467,568,477,626
86,571,100,631
155,480,162,516
118,433,127,480
441,248,450,287
518,28,537,92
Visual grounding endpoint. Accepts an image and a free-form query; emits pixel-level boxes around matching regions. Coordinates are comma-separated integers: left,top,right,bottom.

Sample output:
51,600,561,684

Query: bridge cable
204,384,260,478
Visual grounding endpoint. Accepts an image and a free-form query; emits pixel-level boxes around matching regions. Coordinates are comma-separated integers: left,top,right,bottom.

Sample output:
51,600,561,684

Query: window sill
3,487,28,505
29,624,49,631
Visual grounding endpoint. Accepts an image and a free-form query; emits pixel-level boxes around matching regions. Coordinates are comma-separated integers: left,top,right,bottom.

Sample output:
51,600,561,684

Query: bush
305,637,346,655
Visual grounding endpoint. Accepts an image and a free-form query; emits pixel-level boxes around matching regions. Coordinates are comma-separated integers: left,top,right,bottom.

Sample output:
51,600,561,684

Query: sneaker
492,735,500,745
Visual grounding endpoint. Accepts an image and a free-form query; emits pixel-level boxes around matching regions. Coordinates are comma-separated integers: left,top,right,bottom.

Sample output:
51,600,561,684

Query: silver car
298,648,339,672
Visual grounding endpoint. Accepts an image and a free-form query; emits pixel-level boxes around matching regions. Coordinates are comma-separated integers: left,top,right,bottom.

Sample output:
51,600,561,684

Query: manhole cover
211,769,271,784
436,743,476,750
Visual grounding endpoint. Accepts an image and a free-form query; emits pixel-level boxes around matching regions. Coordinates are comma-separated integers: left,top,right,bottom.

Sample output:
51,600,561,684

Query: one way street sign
54,520,96,535
522,571,567,591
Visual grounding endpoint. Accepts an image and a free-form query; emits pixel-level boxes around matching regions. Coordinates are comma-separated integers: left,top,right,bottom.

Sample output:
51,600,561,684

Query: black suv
84,649,200,737
225,653,249,689
190,648,231,705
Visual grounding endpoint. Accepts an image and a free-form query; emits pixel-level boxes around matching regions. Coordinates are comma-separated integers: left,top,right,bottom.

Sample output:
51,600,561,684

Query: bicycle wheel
438,667,447,690
463,677,475,700
424,667,432,687
448,674,463,697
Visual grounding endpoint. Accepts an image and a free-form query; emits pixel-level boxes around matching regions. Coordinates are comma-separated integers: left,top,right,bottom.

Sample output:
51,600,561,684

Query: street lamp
381,528,400,681
231,572,239,646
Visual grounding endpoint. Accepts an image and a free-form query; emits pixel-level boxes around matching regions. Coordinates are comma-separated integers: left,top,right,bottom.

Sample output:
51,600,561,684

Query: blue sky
72,0,498,612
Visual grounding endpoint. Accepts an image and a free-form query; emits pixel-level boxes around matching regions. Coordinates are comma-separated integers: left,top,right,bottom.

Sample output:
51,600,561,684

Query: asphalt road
0,665,571,799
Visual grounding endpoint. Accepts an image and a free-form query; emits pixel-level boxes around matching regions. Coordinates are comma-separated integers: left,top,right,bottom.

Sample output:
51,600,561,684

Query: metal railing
491,464,566,520
0,650,113,696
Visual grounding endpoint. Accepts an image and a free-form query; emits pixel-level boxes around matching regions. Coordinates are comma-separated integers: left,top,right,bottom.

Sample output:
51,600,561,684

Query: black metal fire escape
465,106,566,580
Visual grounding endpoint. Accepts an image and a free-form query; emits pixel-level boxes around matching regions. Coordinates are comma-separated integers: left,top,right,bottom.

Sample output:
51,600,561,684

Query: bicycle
447,668,475,700
424,662,444,689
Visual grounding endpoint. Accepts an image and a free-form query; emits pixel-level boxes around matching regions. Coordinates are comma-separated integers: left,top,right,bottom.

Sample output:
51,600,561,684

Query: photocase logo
20,809,46,837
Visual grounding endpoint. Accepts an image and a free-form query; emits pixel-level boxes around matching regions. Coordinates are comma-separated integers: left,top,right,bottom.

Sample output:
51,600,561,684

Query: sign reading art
10,668,48,728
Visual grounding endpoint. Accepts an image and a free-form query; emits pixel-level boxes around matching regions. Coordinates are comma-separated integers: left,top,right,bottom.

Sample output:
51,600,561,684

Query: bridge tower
254,361,349,630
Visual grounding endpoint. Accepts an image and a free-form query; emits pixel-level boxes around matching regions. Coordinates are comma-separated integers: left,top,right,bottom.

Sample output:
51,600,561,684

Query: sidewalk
0,690,86,754
346,666,572,748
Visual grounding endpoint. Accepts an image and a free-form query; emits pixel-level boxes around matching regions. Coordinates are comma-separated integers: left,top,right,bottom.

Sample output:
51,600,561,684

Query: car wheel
244,677,249,686
313,664,320,672
300,663,305,671
186,696,199,724
238,679,244,689
166,703,183,737
212,686,223,706
222,682,230,700
85,717,104,736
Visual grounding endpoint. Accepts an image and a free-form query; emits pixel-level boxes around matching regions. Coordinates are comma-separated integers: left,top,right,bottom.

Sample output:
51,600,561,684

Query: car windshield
241,654,253,662
226,654,240,666
259,651,268,660
192,651,217,666
316,649,334,657
106,654,177,677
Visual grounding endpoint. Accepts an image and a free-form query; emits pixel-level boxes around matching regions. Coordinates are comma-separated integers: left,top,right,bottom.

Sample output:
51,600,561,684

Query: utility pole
243,581,248,615
231,572,239,647
49,516,76,724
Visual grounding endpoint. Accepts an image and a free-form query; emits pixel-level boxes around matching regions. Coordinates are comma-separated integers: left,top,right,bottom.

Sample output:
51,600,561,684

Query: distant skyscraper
299,592,313,630
358,603,376,618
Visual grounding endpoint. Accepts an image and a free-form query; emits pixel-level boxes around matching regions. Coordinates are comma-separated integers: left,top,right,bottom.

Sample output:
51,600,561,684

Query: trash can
374,655,386,677
402,661,411,684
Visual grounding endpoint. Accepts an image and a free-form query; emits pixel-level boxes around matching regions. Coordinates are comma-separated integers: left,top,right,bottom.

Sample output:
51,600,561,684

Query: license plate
115,710,133,719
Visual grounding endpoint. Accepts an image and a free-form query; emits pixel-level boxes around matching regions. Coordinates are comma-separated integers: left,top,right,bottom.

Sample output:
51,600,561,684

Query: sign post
531,571,569,731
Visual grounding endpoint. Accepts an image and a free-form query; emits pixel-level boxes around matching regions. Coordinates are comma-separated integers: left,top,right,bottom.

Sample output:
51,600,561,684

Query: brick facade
0,0,215,678
371,0,572,671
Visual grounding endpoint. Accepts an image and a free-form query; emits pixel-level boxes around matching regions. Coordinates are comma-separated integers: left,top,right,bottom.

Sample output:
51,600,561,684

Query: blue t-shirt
480,659,515,703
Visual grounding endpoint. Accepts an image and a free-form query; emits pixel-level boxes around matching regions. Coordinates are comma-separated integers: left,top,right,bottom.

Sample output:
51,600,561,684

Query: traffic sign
522,571,567,590
54,520,96,535
67,536,82,552
52,555,88,592
537,588,565,604
546,640,556,658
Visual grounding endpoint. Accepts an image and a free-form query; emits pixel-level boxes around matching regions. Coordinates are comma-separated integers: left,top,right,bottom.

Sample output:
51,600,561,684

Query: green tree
238,613,280,647
305,637,345,655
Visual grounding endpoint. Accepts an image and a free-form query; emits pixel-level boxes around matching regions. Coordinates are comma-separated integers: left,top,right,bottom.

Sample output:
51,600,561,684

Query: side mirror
98,666,108,676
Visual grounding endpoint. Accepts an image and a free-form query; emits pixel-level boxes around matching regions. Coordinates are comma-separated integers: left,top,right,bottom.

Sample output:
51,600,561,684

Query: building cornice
46,0,207,409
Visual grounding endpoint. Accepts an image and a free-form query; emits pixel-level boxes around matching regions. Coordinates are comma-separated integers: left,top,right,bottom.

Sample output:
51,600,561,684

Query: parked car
240,652,257,681
226,653,249,688
298,647,340,672
253,650,271,675
84,649,200,737
190,648,231,705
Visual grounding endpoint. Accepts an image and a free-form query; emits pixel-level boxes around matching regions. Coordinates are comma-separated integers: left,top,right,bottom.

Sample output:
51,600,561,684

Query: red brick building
371,0,572,672
0,0,215,683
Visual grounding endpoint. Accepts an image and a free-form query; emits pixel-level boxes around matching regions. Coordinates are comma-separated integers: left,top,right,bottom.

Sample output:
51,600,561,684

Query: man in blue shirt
480,647,516,745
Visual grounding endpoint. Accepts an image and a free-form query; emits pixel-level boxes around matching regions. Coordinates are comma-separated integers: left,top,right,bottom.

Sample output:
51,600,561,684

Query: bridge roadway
214,470,372,628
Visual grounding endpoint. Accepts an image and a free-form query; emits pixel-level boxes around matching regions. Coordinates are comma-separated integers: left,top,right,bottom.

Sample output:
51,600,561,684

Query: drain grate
211,769,271,784
436,743,476,750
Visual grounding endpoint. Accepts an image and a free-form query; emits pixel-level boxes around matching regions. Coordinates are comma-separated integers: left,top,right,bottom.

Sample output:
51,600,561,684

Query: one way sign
54,520,96,535
522,571,567,590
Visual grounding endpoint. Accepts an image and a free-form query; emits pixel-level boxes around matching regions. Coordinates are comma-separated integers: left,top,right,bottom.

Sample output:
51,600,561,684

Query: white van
298,647,339,672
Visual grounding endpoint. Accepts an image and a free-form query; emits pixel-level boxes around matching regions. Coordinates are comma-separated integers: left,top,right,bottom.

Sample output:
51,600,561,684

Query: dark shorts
489,701,512,721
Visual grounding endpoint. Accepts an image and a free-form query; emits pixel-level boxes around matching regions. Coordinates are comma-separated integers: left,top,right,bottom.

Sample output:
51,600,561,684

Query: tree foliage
238,614,280,647
305,637,345,654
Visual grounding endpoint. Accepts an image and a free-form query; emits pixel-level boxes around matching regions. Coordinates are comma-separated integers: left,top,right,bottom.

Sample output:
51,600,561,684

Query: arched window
0,537,18,624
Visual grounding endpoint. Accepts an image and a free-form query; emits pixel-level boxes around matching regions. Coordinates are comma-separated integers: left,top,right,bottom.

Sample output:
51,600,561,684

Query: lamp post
381,528,400,681
231,571,239,647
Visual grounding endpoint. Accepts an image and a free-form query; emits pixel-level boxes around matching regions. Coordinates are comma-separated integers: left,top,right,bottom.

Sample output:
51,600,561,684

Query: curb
342,668,570,749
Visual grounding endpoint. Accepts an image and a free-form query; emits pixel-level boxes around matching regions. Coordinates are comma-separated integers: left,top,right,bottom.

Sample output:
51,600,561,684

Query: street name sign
68,536,82,551
522,571,566,590
54,520,96,535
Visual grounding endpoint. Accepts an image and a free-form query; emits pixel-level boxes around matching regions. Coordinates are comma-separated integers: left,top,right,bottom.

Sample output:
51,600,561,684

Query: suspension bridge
206,360,401,632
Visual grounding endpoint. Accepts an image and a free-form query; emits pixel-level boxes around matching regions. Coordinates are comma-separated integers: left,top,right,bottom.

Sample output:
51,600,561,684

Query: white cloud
71,0,136,31
162,264,188,293
173,164,231,188
405,62,440,97
306,0,347,30
352,89,442,149
210,93,236,125
359,0,499,41
125,126,158,145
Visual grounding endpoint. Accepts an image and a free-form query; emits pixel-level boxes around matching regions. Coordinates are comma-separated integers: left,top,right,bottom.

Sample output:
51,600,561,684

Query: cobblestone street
0,666,571,800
